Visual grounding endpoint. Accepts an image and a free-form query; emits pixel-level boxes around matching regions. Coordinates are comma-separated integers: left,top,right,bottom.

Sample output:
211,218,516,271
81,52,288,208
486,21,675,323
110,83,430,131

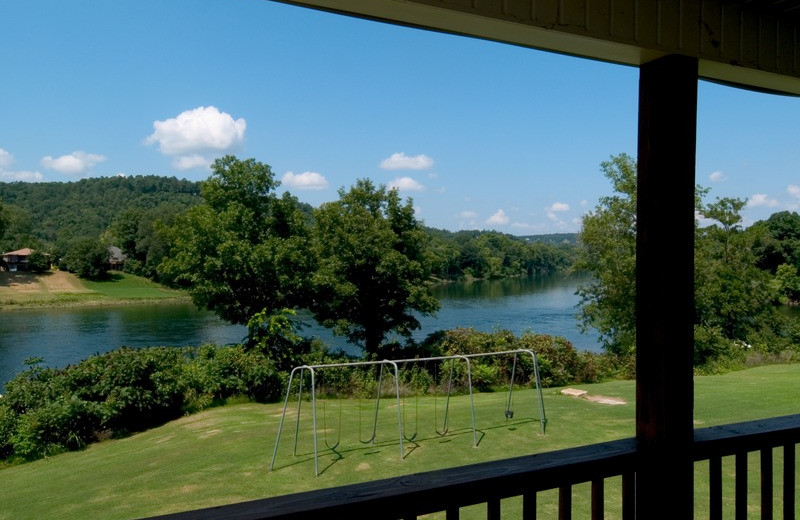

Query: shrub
0,403,17,459
0,342,290,464
66,347,188,432
10,396,102,460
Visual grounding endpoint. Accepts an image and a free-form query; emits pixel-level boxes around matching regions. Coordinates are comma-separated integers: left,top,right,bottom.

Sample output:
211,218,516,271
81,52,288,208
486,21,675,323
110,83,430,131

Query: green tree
61,238,109,280
26,250,50,273
111,202,186,279
575,155,769,364
775,263,800,303
574,154,637,356
0,201,6,244
310,179,439,355
158,156,313,325
695,197,775,341
749,211,800,273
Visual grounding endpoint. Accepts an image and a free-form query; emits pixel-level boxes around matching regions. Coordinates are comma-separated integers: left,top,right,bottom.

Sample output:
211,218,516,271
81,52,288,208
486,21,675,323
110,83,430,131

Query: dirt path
0,271,89,295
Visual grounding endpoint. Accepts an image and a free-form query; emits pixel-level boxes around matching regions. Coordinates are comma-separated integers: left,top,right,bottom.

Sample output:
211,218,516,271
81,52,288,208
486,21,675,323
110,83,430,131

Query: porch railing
148,414,800,520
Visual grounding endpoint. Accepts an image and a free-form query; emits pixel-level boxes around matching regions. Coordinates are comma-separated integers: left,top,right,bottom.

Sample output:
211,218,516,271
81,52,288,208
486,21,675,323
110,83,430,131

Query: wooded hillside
0,176,201,250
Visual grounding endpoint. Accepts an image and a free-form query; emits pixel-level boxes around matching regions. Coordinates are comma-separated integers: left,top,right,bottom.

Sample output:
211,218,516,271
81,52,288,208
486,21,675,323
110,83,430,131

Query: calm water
0,272,598,389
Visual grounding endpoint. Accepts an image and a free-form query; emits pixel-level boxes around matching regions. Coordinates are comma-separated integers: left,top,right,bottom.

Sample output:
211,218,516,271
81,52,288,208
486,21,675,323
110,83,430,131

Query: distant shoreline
0,294,191,311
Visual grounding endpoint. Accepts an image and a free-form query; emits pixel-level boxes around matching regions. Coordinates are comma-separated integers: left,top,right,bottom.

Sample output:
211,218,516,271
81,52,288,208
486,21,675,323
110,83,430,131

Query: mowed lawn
1,364,799,519
0,271,185,307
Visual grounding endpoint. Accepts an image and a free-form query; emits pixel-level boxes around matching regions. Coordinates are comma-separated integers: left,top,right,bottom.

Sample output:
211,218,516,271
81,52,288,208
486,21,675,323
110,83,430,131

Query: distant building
108,246,127,270
1,248,34,272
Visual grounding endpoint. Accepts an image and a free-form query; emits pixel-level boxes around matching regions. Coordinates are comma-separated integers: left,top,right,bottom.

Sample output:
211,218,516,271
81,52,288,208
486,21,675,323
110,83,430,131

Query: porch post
636,54,697,518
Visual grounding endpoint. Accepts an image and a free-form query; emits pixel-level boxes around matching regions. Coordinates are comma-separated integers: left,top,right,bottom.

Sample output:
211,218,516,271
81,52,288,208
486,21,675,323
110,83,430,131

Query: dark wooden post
636,54,698,519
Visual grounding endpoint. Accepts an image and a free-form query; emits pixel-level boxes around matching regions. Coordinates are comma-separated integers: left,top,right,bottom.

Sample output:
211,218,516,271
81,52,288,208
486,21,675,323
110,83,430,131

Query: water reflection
0,272,599,390
0,303,247,391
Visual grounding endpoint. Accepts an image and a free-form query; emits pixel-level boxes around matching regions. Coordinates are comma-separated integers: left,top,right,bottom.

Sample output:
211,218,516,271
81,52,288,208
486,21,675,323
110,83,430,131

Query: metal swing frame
270,349,547,476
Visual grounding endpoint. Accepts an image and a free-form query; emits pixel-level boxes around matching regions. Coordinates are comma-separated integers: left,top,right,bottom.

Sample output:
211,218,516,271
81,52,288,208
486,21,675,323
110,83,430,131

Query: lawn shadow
93,272,124,283
272,417,542,475
0,271,45,287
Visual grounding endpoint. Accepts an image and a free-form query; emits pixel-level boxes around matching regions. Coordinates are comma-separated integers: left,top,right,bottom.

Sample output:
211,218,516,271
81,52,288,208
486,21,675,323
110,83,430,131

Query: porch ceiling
273,0,800,95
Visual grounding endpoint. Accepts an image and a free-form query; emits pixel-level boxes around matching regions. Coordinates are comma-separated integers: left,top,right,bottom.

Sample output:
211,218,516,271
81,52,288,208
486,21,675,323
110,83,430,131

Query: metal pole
521,348,547,434
505,353,517,419
459,356,478,447
270,365,303,471
292,367,305,456
386,360,404,459
439,358,454,435
309,367,318,476
371,364,383,445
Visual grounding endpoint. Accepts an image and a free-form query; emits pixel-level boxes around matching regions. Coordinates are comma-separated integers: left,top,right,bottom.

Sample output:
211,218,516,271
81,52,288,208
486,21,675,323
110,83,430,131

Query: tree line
0,156,575,355
0,168,573,285
576,153,800,371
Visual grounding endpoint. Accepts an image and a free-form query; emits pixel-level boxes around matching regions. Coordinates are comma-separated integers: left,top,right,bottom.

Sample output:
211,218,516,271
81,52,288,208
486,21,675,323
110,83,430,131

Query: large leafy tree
158,156,313,325
575,154,774,363
310,179,439,355
61,237,109,280
695,197,775,341
749,210,800,273
111,202,186,279
574,154,638,356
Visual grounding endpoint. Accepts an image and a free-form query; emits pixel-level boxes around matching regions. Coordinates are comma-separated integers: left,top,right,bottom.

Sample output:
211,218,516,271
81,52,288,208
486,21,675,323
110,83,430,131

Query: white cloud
172,154,211,171
0,148,43,181
0,148,13,169
389,176,425,191
580,200,588,207
380,152,434,171
549,202,570,212
709,171,726,182
146,106,246,156
747,193,779,208
789,185,800,198
41,151,106,175
0,169,43,182
486,209,509,225
145,106,245,170
459,210,478,219
282,171,329,190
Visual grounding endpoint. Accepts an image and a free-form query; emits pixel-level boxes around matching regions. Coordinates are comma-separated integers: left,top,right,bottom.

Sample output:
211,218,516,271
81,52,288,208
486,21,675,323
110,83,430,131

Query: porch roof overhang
275,0,800,95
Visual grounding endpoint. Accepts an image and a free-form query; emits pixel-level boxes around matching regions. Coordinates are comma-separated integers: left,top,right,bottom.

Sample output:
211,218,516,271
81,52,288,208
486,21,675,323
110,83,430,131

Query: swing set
270,349,546,476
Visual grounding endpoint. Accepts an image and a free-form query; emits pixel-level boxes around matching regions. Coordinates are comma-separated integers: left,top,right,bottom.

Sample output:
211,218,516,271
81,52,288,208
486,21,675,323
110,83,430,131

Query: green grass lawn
0,365,798,519
80,272,185,300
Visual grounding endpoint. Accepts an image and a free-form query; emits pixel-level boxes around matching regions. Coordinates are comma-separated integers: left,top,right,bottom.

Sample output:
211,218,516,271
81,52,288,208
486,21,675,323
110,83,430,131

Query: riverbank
0,271,188,309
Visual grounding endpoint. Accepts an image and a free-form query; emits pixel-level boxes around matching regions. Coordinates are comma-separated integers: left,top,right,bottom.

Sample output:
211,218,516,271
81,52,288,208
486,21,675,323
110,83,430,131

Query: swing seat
505,410,514,419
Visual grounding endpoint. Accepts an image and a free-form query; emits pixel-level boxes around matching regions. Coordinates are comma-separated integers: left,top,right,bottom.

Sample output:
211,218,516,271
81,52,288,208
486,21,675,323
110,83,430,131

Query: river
0,272,598,389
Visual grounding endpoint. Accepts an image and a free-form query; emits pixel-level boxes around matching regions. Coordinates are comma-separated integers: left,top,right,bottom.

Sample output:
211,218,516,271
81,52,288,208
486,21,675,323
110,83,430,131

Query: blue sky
1,0,798,234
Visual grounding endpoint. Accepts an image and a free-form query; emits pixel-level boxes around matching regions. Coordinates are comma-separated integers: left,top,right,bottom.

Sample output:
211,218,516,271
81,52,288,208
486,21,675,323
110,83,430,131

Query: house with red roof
1,248,34,272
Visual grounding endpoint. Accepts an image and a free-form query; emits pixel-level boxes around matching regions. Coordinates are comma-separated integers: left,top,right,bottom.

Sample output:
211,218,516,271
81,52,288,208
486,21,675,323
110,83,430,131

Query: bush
0,342,288,464
425,328,612,389
0,403,17,459
10,396,103,460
